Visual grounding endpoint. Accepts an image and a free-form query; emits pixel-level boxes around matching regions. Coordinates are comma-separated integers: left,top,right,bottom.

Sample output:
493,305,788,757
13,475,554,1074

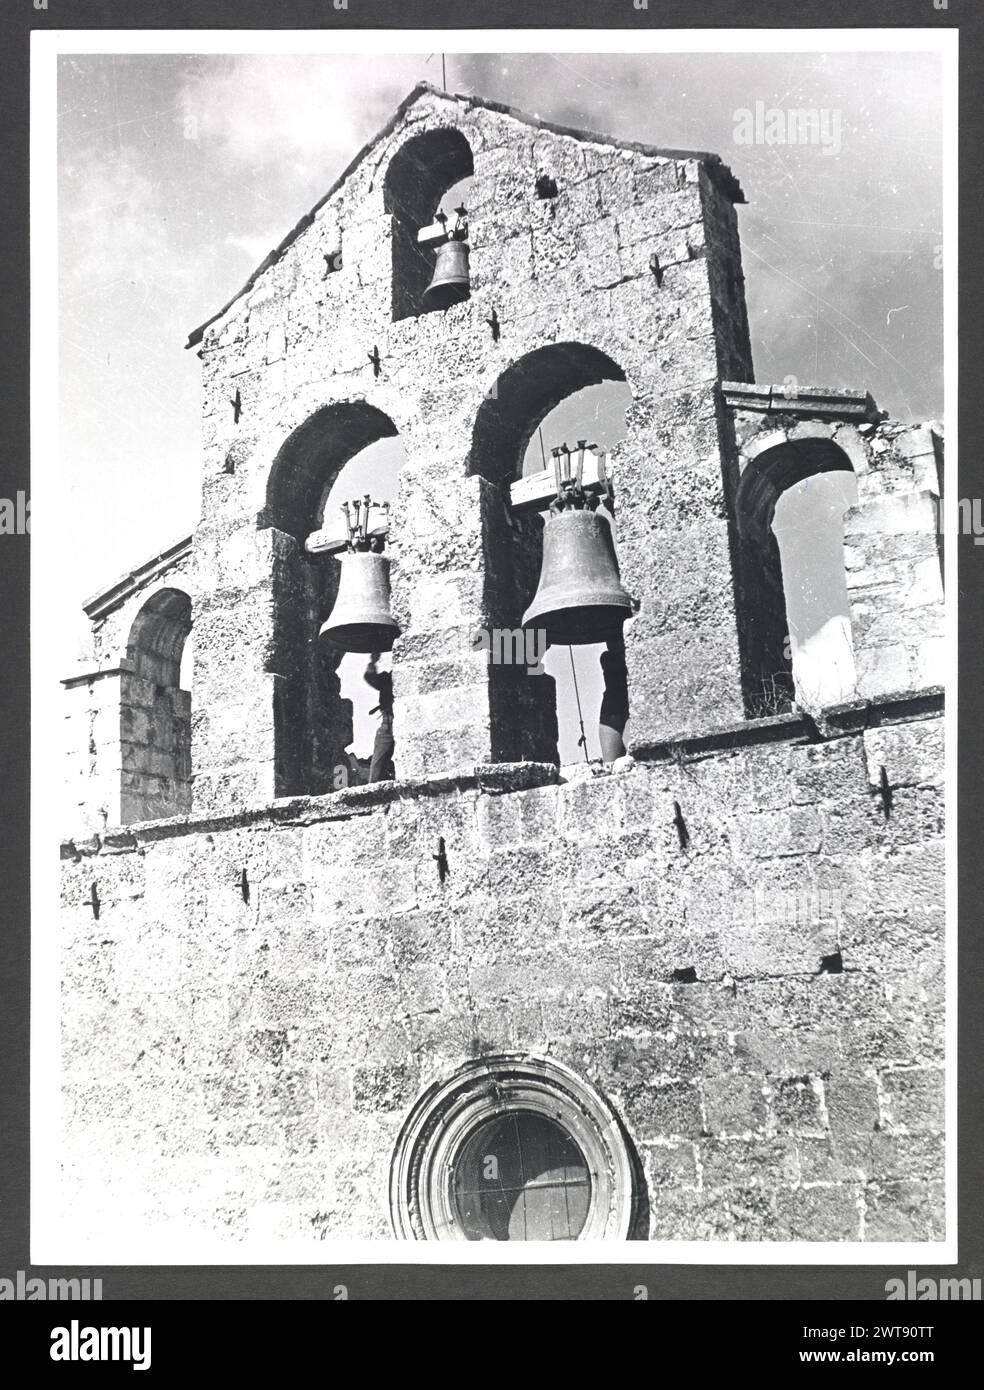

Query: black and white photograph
27,26,957,1276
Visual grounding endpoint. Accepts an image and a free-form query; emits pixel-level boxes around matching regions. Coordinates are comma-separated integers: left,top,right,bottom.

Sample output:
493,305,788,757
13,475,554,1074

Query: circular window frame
390,1055,636,1241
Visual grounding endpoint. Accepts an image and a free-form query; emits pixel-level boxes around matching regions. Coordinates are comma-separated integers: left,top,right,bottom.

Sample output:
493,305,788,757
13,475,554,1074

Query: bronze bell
318,551,400,654
422,239,470,310
522,509,635,646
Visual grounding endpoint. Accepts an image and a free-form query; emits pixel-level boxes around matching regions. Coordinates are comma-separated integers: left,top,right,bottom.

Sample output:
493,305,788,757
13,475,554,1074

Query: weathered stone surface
863,719,944,789
57,710,945,1244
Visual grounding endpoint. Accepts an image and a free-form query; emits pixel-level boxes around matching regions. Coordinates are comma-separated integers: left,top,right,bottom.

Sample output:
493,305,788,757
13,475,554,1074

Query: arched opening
469,344,632,764
439,173,474,220
120,587,192,823
263,403,403,796
734,436,858,716
384,128,474,321
320,437,405,787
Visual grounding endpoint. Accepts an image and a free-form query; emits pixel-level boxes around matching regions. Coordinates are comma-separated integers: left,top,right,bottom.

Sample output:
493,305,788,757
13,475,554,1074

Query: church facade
59,85,945,1244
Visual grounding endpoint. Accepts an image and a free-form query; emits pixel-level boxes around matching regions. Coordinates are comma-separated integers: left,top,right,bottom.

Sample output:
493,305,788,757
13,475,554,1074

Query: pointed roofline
82,534,194,624
184,81,745,349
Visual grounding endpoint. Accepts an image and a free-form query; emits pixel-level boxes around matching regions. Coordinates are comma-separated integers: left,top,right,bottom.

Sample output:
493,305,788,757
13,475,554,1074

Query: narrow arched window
263,403,403,796
735,436,858,717
469,343,633,765
384,128,474,321
318,442,405,788
773,470,859,710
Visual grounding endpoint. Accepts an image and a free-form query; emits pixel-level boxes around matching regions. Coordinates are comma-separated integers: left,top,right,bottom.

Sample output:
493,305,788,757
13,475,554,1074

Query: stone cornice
82,536,193,625
59,689,944,860
721,381,886,424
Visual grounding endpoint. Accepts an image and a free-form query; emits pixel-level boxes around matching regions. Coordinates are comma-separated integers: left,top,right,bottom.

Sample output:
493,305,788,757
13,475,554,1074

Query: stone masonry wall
62,671,128,838
190,88,757,812
59,709,944,1246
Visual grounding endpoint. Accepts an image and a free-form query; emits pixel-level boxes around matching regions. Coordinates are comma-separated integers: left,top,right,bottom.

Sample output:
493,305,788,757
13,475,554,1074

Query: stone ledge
721,382,885,424
59,761,561,857
820,688,945,736
61,661,130,690
629,688,944,764
59,692,942,859
630,712,807,763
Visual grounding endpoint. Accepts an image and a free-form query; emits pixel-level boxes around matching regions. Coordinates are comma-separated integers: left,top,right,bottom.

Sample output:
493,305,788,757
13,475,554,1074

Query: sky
56,49,944,759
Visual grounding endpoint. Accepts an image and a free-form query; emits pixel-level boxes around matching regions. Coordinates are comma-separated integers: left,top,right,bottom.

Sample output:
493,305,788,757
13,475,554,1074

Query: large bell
522,509,635,646
422,239,470,310
318,551,400,654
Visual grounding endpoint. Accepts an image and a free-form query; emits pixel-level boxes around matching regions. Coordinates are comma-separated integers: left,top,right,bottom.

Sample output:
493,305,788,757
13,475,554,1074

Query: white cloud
60,145,194,296
176,55,428,182
224,229,285,264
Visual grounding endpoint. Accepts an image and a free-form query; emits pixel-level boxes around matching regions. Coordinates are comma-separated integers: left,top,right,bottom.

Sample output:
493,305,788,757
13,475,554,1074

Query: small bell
422,239,470,310
522,508,635,646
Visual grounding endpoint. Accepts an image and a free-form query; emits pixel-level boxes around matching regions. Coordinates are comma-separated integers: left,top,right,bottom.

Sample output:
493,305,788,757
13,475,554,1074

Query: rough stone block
699,1137,799,1190
351,1065,415,1113
774,1184,861,1241
881,1066,945,1133
824,1074,880,1137
642,1141,699,1189
737,806,823,858
863,1179,945,1241
703,1074,768,1137
617,1078,703,1140
770,1074,826,1136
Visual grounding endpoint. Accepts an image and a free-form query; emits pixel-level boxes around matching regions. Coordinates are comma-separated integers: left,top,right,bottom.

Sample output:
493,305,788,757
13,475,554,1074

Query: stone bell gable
64,84,944,829
184,83,761,811
58,86,945,1249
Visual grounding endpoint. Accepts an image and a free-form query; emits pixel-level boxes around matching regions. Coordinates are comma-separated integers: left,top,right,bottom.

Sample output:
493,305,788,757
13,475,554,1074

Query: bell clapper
567,645,591,765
